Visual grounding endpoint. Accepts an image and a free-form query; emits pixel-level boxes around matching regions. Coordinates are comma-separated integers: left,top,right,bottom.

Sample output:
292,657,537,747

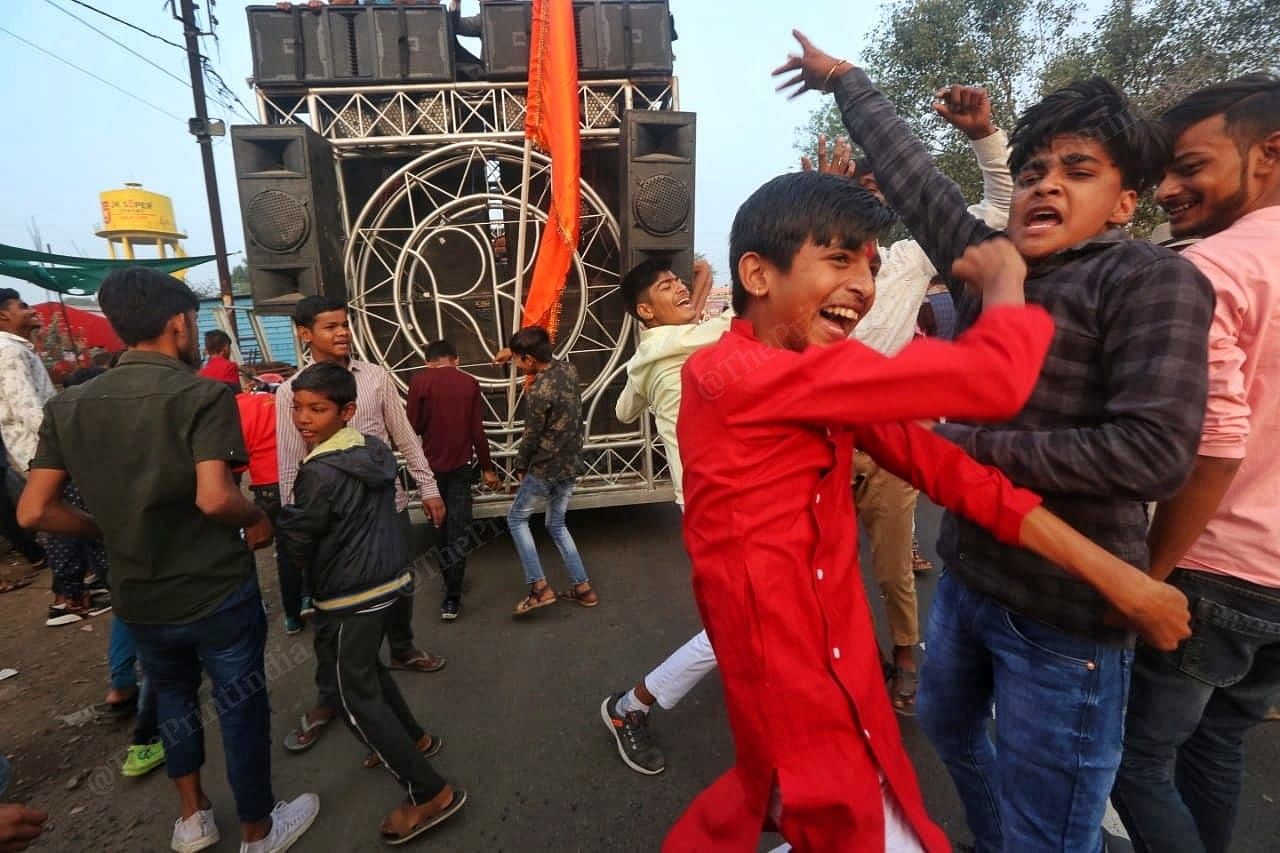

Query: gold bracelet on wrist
823,59,849,92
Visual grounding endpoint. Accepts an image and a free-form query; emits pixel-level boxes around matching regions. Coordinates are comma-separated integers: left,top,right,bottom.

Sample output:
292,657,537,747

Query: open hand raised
773,31,854,99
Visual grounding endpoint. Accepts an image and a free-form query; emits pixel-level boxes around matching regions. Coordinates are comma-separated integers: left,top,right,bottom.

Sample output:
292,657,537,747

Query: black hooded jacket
277,428,412,613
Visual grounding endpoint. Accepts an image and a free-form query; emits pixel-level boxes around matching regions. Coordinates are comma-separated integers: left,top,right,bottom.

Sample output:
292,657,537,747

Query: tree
230,260,251,296
799,0,1280,235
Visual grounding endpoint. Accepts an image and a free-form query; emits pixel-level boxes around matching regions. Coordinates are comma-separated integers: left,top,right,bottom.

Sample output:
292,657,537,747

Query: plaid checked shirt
834,69,1215,641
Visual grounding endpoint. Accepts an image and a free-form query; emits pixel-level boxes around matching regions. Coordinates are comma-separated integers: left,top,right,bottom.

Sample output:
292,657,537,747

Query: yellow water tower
95,183,188,262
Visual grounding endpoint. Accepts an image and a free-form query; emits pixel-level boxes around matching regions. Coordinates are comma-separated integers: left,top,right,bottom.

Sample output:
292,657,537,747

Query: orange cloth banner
521,0,581,339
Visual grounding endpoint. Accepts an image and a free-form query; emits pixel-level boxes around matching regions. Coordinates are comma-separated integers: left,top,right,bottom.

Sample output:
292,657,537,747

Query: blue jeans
127,573,274,824
506,474,588,586
108,618,159,745
917,570,1132,853
1112,569,1280,853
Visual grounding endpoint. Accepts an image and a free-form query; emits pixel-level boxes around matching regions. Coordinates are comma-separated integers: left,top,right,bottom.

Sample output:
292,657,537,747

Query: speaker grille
247,190,310,253
633,175,689,236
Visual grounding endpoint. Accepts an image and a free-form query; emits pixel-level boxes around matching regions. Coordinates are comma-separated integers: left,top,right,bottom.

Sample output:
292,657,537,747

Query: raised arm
775,32,997,286
932,85,1014,230
857,421,1191,651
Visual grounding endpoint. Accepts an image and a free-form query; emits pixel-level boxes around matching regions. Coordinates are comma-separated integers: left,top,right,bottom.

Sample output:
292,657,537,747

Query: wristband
823,60,850,92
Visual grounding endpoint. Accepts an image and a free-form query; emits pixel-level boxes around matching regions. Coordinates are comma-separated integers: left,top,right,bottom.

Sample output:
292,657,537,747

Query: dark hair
66,366,106,387
292,295,347,329
204,329,232,353
508,326,554,363
619,257,672,319
1163,73,1280,151
728,171,894,315
97,267,200,346
0,287,20,309
291,362,357,408
1010,77,1170,192
425,339,458,361
91,350,112,367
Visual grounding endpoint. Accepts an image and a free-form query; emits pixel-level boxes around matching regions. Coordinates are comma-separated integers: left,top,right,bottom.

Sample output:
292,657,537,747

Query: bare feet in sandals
284,707,337,753
558,581,600,608
380,785,467,846
364,733,442,769
513,580,557,616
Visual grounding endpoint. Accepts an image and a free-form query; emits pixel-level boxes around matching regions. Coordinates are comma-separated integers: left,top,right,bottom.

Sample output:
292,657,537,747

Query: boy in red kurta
666,172,1192,852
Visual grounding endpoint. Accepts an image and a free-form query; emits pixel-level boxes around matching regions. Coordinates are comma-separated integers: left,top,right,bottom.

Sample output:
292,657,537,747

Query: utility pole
176,0,237,334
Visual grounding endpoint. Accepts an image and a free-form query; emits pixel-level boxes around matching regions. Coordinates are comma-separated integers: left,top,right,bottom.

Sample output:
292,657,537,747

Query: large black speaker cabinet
577,0,673,77
480,1,533,79
621,109,695,283
248,5,453,87
389,6,455,82
481,0,672,80
231,125,347,315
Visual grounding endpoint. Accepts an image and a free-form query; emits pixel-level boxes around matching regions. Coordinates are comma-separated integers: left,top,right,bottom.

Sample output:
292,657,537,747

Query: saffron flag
521,0,581,339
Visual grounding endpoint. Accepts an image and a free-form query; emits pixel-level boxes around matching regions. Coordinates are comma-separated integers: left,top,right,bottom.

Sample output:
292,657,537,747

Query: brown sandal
364,733,442,768
558,582,599,608
513,581,557,616
380,787,467,846
889,666,918,717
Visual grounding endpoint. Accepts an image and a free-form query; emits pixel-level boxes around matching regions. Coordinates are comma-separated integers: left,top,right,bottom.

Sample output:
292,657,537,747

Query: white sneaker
239,794,319,853
170,806,219,853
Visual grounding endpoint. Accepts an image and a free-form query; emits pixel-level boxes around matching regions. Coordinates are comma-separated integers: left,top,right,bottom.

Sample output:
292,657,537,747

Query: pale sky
0,1,877,303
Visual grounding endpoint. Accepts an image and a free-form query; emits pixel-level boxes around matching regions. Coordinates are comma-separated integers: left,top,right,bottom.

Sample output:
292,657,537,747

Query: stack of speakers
482,0,673,80
248,4,455,87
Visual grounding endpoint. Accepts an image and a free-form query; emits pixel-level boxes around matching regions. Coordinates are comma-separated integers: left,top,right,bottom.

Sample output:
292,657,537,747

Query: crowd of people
0,26,1276,853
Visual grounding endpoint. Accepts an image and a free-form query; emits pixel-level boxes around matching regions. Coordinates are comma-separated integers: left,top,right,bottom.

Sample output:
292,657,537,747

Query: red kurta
668,307,1054,852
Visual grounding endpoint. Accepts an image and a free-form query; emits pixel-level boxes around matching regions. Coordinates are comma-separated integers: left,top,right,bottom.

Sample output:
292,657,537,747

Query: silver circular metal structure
345,141,638,474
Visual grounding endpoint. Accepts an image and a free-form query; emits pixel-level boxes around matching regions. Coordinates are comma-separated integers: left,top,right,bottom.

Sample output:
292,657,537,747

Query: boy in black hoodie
277,363,466,845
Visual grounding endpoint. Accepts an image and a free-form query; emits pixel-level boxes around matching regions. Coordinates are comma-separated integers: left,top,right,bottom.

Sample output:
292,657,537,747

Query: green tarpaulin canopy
0,243,215,296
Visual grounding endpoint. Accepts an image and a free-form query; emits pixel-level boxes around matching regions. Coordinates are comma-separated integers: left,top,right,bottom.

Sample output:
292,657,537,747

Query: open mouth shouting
1024,204,1064,236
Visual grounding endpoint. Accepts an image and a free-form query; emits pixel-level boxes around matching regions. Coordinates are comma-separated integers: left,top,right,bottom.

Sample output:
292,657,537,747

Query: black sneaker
600,693,665,775
440,598,460,622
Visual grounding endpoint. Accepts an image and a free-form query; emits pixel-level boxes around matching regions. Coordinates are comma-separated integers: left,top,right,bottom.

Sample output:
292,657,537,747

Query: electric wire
0,25,185,122
62,0,187,52
43,0,190,90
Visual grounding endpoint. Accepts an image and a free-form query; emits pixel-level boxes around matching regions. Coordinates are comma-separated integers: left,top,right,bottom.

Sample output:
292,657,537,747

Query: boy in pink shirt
1112,74,1280,853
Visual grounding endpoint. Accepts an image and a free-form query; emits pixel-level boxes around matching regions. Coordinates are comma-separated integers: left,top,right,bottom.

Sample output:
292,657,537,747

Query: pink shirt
1181,206,1280,588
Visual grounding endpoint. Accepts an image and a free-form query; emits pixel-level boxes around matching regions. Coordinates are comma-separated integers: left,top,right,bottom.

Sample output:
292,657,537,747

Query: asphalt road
90,499,1278,852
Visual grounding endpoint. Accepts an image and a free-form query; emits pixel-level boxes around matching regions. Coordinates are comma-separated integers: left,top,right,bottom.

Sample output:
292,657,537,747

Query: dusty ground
1,503,1276,852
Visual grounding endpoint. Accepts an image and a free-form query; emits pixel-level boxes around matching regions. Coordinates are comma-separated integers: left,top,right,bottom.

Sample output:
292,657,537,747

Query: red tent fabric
32,303,124,351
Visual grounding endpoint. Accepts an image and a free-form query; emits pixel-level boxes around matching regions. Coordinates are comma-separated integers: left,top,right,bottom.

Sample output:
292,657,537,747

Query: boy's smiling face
740,237,878,352
636,271,696,327
1008,135,1138,260
292,389,355,449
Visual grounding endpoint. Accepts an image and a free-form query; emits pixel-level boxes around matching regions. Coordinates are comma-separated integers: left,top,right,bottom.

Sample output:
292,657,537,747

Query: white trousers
642,629,718,710
765,778,925,852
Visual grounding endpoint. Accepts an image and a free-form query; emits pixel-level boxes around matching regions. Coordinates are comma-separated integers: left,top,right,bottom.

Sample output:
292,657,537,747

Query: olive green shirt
31,351,253,625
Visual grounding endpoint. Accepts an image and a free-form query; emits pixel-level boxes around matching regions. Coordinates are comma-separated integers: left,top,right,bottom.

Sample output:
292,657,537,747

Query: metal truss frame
254,78,678,149
342,139,674,513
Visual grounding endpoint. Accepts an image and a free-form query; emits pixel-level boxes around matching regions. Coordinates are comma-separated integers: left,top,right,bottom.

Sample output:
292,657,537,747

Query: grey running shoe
600,693,665,775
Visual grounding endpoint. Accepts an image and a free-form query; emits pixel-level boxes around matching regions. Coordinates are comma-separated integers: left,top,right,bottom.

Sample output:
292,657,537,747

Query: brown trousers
853,451,919,647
